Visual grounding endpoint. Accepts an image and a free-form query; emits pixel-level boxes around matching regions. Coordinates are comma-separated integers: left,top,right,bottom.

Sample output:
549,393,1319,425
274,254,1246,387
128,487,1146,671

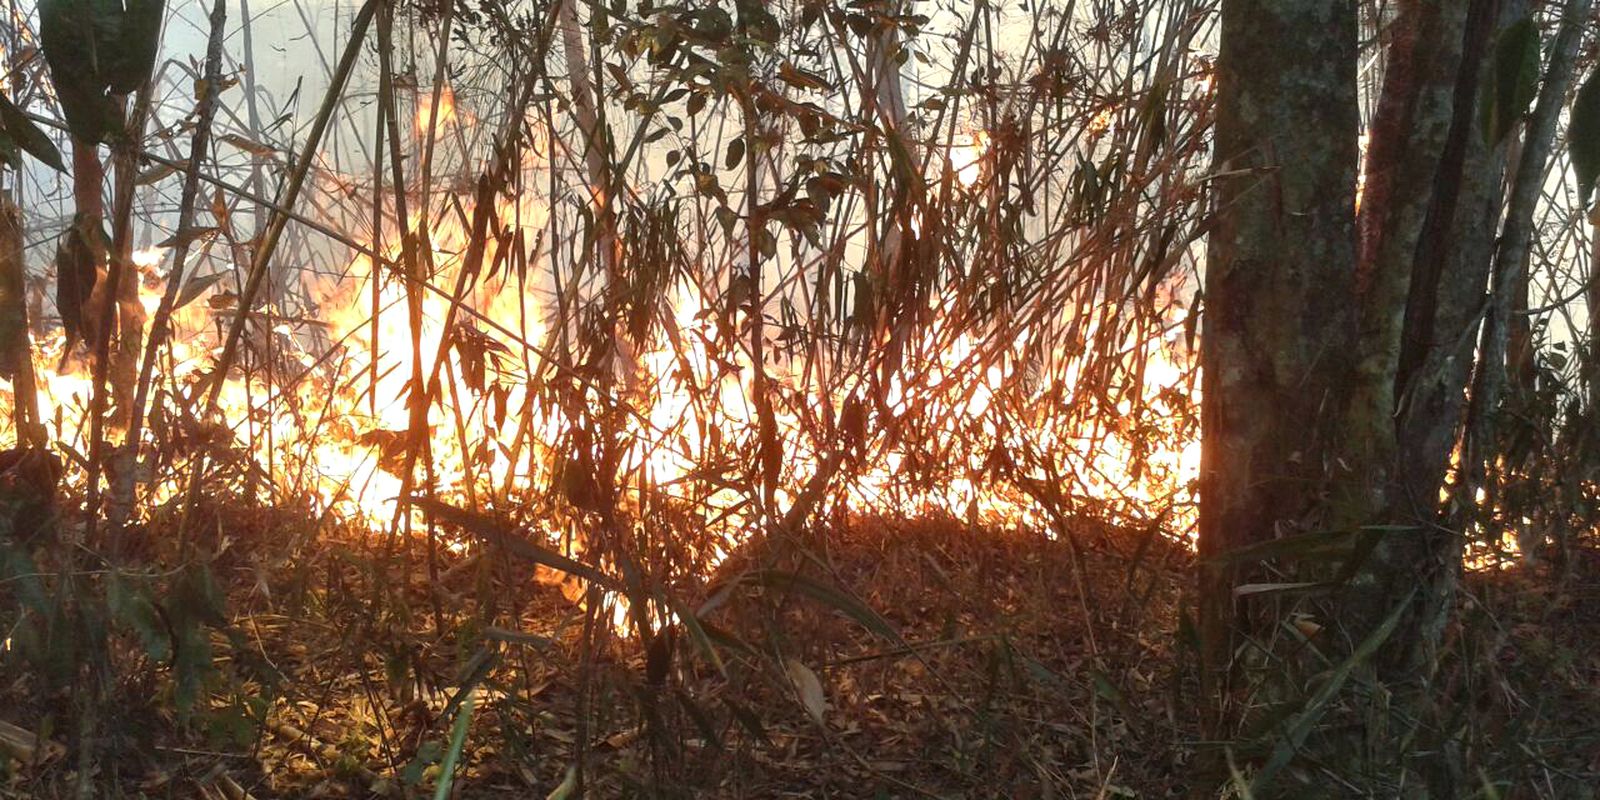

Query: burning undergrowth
3,148,1203,635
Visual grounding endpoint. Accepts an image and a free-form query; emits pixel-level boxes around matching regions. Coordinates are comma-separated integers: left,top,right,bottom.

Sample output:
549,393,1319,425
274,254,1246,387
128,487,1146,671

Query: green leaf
104,0,165,94
1570,68,1600,205
173,561,228,627
0,542,48,614
39,0,164,144
1207,527,1363,567
432,690,474,800
1249,589,1417,793
1481,17,1540,147
0,93,66,172
107,572,171,662
173,269,226,310
172,622,213,718
49,71,123,145
401,739,444,786
0,130,18,170
546,765,578,800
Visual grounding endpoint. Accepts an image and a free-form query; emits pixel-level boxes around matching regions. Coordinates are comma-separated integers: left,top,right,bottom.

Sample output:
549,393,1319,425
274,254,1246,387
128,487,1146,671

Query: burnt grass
2,501,1599,798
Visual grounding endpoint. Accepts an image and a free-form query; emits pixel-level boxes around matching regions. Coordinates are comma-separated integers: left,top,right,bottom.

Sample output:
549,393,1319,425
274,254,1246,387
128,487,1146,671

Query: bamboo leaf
1482,17,1540,146
785,658,827,724
0,92,66,172
744,569,898,641
107,572,171,662
432,690,474,800
408,496,621,591
1570,67,1600,204
157,225,218,251
1250,589,1417,792
105,0,166,95
546,765,578,800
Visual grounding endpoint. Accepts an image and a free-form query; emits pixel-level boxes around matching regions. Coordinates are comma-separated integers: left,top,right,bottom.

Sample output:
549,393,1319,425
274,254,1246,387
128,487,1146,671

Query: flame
416,84,459,134
951,131,988,188
0,113,1202,636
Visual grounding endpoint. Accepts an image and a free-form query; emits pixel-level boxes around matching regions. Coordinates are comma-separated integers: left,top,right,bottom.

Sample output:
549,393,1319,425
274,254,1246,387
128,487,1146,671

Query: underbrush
2,495,1597,798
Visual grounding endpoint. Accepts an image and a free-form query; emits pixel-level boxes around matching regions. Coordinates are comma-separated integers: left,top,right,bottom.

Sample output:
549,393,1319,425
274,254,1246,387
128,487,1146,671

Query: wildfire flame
1,108,1202,633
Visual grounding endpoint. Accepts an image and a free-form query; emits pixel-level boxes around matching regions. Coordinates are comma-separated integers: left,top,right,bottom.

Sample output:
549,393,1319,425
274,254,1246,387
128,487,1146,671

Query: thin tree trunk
1469,0,1594,516
557,0,634,385
0,197,41,446
1342,0,1473,671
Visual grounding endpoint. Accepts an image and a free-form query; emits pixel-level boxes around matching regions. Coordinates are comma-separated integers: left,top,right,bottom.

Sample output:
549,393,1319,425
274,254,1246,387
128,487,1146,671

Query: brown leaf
785,659,827,724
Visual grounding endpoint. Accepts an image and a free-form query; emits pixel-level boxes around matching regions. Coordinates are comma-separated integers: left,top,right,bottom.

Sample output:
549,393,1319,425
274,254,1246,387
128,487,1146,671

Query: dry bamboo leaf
0,719,63,765
220,133,278,158
138,160,184,184
785,659,827,724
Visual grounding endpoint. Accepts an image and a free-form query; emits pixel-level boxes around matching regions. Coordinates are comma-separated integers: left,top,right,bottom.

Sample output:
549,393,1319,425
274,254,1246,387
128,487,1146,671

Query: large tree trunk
1199,0,1361,722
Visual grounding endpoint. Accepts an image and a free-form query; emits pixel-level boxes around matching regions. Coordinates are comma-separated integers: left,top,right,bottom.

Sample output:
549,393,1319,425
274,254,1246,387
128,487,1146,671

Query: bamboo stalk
109,0,231,532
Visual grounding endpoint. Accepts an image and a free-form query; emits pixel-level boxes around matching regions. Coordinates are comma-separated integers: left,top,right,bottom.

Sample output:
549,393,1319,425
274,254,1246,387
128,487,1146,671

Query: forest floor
2,501,1598,798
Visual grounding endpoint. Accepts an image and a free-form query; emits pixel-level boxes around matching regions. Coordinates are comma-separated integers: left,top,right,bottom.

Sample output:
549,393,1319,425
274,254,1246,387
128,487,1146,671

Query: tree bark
1341,0,1475,673
1199,0,1361,723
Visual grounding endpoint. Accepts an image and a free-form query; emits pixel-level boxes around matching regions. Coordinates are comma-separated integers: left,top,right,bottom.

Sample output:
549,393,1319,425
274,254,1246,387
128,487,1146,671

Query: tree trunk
557,0,636,386
1469,0,1594,528
1199,0,1361,723
1343,0,1475,673
1391,0,1521,648
0,197,41,445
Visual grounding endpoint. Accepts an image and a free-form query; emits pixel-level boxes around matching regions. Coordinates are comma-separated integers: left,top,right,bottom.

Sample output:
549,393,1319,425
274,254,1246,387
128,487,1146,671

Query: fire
0,109,1201,637
416,84,459,134
952,131,988,188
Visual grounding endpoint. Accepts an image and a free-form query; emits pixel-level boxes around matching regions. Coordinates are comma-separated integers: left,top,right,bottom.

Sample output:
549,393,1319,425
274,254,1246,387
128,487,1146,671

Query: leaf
137,160,184,184
104,0,166,95
1231,581,1327,597
172,561,229,628
545,766,578,800
741,569,898,641
172,622,213,718
0,131,18,170
1207,527,1366,567
725,136,745,170
220,133,278,158
432,690,474,800
156,225,217,250
1249,589,1417,792
1570,67,1600,204
107,572,171,662
1481,17,1540,147
1089,668,1136,720
407,496,621,591
784,658,827,724
664,594,726,677
401,740,443,786
722,696,770,745
0,92,66,172
38,0,162,144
